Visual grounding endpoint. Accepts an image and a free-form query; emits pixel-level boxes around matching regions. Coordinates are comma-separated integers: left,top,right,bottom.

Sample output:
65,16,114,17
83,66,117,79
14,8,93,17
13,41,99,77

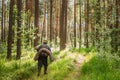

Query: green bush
11,64,37,80
0,44,7,54
79,55,120,80
0,48,37,80
53,51,60,58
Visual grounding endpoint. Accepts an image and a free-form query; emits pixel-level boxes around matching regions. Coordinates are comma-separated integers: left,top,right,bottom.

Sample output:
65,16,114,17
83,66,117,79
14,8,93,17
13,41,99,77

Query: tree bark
79,0,82,48
25,0,34,46
50,0,53,44
111,0,120,52
60,0,67,50
55,0,60,44
34,0,40,47
74,0,76,47
16,0,22,59
106,0,112,28
42,1,47,40
7,0,14,59
85,0,89,48
95,0,101,51
1,0,4,42
65,0,68,45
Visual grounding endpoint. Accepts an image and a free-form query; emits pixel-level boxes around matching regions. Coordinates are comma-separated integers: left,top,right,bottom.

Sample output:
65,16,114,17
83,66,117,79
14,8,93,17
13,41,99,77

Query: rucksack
39,47,50,57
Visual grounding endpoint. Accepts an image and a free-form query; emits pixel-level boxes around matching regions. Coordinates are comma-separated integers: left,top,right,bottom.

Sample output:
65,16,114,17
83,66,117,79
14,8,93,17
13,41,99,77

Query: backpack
38,48,54,62
39,48,50,57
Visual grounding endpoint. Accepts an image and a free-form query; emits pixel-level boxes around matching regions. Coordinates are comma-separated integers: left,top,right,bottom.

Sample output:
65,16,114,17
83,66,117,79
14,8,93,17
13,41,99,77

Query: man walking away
36,40,52,76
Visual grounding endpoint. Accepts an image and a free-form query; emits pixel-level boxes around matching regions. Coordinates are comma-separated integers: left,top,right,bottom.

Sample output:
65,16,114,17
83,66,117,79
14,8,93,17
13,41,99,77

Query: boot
44,66,47,75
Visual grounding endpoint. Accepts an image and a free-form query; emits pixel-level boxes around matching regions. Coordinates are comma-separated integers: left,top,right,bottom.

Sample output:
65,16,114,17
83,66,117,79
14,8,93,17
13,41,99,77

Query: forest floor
63,54,85,80
1,47,119,80
27,51,85,80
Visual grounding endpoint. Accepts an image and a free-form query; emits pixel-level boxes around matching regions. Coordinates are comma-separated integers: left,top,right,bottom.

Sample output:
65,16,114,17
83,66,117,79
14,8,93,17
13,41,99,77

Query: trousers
38,56,48,74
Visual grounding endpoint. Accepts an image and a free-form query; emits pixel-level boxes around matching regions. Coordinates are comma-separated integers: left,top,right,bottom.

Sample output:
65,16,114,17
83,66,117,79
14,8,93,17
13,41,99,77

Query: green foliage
30,50,76,80
40,55,74,80
11,64,37,80
79,55,120,80
48,59,74,80
70,47,96,53
1,49,74,80
0,49,37,80
94,27,120,56
0,43,7,54
53,50,60,58
0,60,6,74
12,61,20,70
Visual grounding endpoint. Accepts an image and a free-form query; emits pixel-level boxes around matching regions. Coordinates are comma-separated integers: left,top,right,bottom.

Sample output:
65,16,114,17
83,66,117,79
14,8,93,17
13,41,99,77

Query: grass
69,47,96,55
0,48,37,80
46,58,74,80
0,48,75,80
0,59,37,80
1,46,119,80
30,50,75,80
79,54,120,80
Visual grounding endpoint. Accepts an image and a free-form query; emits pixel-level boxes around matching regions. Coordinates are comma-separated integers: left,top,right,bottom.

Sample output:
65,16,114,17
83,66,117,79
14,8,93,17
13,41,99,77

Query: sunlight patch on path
63,53,85,80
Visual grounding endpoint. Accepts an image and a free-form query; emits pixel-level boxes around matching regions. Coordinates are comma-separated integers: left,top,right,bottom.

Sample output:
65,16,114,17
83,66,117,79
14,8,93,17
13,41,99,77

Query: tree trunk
26,0,34,47
65,0,68,45
60,0,67,50
26,0,34,14
74,0,76,47
12,4,15,45
7,0,14,59
55,0,59,44
34,0,40,47
1,0,4,42
106,0,112,28
3,5,6,43
42,1,47,40
111,0,120,52
16,0,22,59
84,0,89,48
50,0,53,44
95,0,101,51
79,0,82,48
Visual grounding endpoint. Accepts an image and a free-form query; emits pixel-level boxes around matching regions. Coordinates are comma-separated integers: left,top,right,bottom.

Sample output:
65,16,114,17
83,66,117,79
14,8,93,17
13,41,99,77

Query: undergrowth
70,47,96,54
31,50,75,80
0,49,74,80
79,54,120,80
0,48,37,80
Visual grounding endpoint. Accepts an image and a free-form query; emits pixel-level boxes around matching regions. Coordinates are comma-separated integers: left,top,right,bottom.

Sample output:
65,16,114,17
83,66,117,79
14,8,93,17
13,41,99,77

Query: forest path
63,53,85,80
27,51,85,80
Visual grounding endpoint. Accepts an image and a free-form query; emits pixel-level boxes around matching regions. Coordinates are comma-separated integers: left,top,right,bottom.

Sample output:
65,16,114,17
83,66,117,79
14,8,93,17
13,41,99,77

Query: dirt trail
63,53,85,80
27,51,85,80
